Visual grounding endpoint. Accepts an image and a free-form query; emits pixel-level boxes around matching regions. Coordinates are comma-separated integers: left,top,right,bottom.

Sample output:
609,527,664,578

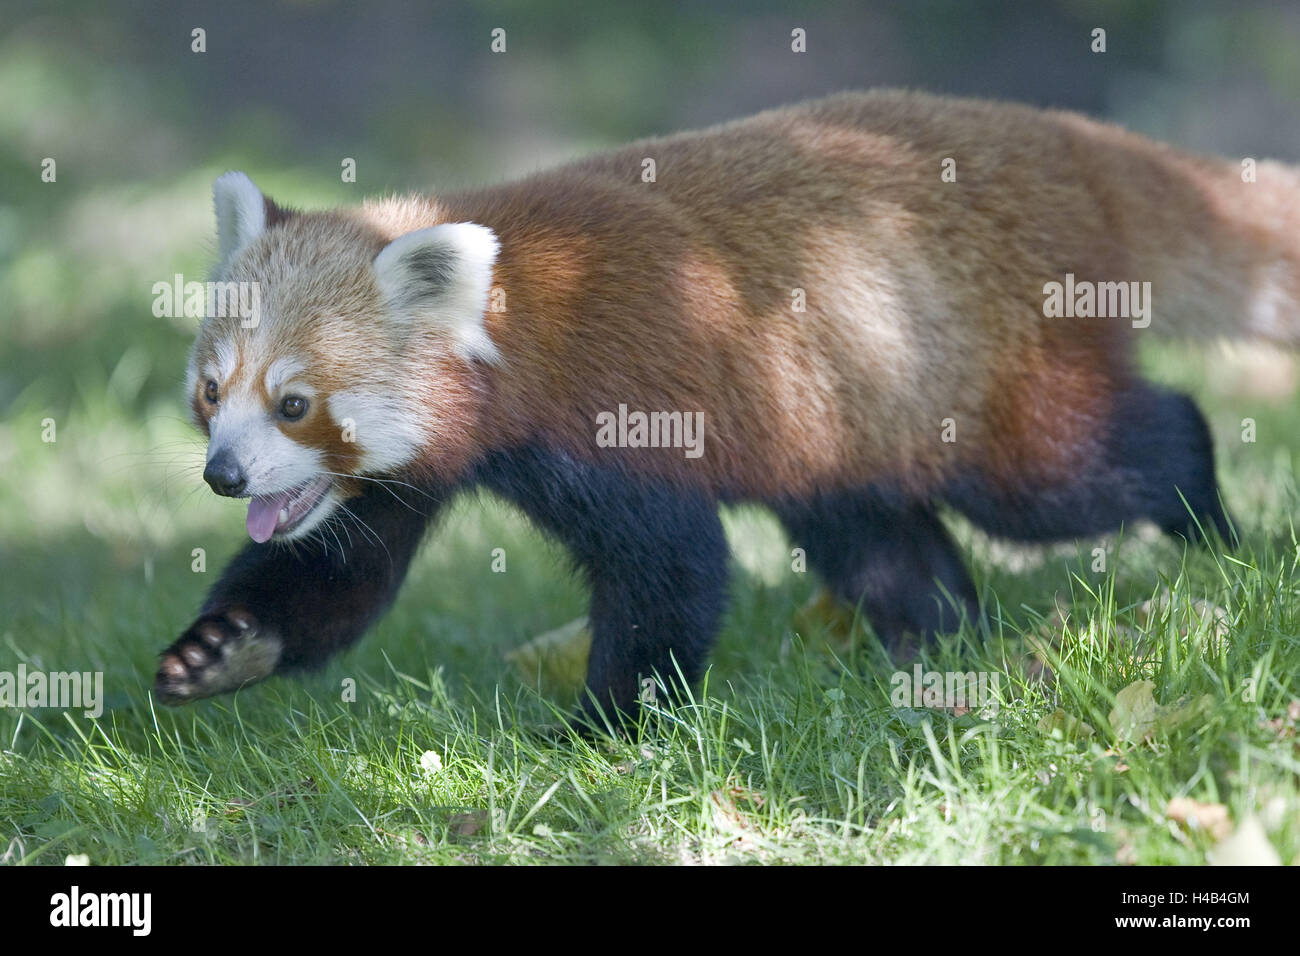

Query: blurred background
4,0,1300,687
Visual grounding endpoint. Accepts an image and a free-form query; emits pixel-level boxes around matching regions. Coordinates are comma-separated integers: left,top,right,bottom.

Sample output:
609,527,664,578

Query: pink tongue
247,491,293,543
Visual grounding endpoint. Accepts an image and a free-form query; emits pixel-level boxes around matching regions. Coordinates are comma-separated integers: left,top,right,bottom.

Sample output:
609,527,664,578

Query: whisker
317,470,438,513
335,502,392,568
327,520,347,559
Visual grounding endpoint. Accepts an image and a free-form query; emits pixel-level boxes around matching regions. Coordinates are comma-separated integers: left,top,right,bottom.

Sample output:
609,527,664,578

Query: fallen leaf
1258,699,1300,739
506,616,592,691
708,788,757,849
1037,708,1096,740
1167,797,1233,841
1020,602,1071,684
376,826,429,848
223,778,315,815
791,587,858,650
1109,680,1160,741
1153,694,1212,735
722,782,765,810
1108,680,1211,743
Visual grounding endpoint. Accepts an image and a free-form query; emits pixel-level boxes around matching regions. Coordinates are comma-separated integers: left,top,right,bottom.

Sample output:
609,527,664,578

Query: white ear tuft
213,171,267,269
373,223,502,363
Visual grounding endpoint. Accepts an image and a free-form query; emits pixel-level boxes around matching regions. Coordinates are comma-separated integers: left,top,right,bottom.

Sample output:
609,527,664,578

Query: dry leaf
1037,708,1096,740
376,827,429,848
791,587,858,650
1154,695,1210,738
506,616,592,691
1109,680,1159,741
1108,680,1211,743
1167,797,1233,841
1258,700,1300,739
224,778,316,814
708,788,757,849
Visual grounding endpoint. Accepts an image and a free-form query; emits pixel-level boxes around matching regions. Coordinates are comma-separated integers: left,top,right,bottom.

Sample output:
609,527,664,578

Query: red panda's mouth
245,476,334,543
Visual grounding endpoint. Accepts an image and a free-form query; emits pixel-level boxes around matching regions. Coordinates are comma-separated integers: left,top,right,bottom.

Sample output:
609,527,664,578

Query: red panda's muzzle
245,476,333,543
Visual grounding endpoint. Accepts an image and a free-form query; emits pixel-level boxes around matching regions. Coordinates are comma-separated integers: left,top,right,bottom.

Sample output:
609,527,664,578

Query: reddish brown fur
418,91,1298,498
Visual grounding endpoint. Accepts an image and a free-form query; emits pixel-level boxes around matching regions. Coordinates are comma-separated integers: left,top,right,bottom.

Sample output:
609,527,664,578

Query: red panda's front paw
154,608,282,704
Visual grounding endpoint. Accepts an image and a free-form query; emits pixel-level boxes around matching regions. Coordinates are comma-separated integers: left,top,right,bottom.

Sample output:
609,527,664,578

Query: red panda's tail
1131,154,1300,344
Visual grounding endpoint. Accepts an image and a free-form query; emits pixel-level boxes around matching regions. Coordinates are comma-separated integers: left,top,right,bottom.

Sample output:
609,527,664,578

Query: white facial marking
328,388,427,473
186,339,240,427
264,357,306,395
205,339,239,385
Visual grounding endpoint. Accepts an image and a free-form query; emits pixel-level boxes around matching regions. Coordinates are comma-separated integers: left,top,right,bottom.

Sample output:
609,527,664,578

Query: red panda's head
187,172,500,544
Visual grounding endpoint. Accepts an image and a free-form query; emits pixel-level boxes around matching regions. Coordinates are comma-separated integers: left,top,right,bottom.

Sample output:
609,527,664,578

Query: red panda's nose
204,450,248,497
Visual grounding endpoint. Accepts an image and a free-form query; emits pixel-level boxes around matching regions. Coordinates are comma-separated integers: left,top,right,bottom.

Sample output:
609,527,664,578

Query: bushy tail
1127,151,1300,344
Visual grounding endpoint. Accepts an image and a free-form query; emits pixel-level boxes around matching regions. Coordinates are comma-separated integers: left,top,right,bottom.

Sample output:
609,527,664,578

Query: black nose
203,451,248,497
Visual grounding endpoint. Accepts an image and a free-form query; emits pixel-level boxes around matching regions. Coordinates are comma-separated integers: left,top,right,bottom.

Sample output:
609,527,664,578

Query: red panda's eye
204,380,219,404
280,395,308,420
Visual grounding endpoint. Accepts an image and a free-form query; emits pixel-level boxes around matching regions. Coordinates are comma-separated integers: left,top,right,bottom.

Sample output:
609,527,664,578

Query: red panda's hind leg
1116,387,1237,547
773,489,981,652
943,384,1236,548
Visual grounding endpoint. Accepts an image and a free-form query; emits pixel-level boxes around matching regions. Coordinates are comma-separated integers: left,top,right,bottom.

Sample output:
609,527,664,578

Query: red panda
156,89,1296,723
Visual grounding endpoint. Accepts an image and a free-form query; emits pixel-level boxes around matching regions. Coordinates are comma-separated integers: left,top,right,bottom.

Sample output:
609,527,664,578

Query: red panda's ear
213,171,288,271
373,223,502,364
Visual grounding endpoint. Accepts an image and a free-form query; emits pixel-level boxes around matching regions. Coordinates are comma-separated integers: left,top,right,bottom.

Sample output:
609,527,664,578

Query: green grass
3,333,1300,864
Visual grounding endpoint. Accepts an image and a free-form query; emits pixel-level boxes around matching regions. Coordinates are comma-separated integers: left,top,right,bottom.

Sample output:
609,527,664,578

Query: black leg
1116,388,1235,545
773,487,980,649
155,481,446,703
944,383,1236,547
476,445,730,725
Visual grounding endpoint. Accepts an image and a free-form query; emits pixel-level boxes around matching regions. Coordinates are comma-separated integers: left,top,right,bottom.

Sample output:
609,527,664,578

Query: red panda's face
188,172,501,544
187,333,354,543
